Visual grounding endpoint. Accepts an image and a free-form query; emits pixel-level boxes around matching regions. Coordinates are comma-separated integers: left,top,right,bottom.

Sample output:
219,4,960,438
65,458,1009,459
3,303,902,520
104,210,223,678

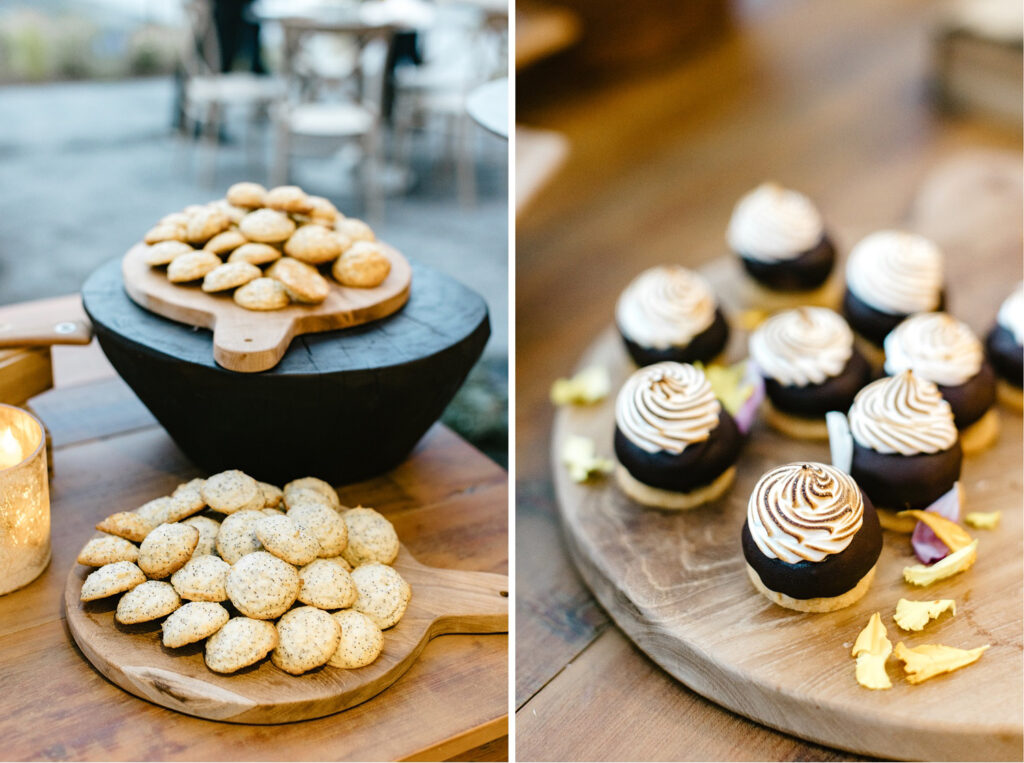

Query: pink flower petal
733,362,765,435
910,482,962,564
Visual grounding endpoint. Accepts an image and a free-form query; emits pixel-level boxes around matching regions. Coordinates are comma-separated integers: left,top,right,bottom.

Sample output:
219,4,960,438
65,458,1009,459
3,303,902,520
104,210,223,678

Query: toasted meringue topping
997,282,1024,345
747,462,863,563
615,362,721,454
749,307,853,387
727,183,825,263
845,230,943,315
616,265,717,350
884,312,983,387
848,370,958,455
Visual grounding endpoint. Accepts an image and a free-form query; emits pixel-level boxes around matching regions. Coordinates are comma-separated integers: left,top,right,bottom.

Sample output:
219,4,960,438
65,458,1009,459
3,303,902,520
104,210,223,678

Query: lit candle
0,404,50,596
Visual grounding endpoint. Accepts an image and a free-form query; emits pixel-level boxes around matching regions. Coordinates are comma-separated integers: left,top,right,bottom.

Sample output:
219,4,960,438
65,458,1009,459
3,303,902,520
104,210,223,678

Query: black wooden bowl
82,257,490,485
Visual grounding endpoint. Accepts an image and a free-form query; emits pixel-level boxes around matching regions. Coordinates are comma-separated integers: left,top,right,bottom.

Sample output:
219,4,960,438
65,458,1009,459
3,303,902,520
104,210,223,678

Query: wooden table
515,0,1023,759
0,296,507,762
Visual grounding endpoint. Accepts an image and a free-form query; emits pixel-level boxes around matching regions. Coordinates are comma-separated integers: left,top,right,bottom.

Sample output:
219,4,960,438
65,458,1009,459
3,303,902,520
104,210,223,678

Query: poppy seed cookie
80,561,147,601
228,242,282,266
203,230,247,256
234,277,290,311
162,601,230,648
202,261,262,293
288,502,348,557
95,511,154,543
216,509,264,564
144,240,194,266
138,523,200,579
171,554,231,602
328,609,384,668
77,534,139,567
226,551,300,619
167,250,221,283
351,563,411,629
116,580,181,624
183,515,220,557
239,208,296,243
205,616,279,673
202,470,261,515
283,224,343,265
297,558,357,610
256,514,321,566
265,258,330,304
265,185,313,214
226,181,267,208
271,606,341,675
283,477,341,511
332,242,391,288
341,507,399,567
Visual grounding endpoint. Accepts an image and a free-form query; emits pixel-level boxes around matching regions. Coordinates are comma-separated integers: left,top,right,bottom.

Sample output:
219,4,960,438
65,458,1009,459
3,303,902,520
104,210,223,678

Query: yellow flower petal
903,540,978,587
897,510,973,552
965,511,1000,530
550,366,611,406
694,361,752,415
852,612,892,690
893,641,989,684
893,598,956,631
561,435,614,483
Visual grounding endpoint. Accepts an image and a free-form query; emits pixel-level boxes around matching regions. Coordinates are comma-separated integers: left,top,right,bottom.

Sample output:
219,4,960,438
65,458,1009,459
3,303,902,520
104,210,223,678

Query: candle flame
0,427,24,469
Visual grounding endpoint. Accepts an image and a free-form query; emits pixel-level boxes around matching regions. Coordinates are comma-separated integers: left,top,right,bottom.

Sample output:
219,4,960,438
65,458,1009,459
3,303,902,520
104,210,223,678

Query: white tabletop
466,77,508,139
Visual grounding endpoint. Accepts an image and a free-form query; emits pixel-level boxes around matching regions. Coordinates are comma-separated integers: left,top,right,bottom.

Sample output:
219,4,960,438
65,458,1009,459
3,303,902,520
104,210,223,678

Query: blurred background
516,0,1022,758
0,0,509,465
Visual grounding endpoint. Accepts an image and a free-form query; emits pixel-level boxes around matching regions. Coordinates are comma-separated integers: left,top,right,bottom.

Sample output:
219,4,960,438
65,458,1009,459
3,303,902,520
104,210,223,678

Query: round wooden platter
121,242,413,373
553,320,1023,762
65,545,508,724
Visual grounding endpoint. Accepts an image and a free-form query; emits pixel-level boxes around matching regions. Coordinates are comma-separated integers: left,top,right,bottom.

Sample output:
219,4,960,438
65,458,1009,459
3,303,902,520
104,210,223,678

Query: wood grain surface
515,1,1022,759
122,242,412,373
66,546,508,724
0,320,509,760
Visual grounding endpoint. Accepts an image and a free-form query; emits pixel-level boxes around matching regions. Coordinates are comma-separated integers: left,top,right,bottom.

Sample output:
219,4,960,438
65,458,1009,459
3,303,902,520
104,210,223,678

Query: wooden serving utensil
0,317,93,348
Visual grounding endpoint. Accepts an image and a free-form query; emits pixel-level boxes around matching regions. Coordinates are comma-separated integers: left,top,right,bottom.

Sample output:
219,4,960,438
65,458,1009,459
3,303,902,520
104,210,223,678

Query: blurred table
467,78,509,138
515,2,580,69
515,0,1023,759
0,296,508,762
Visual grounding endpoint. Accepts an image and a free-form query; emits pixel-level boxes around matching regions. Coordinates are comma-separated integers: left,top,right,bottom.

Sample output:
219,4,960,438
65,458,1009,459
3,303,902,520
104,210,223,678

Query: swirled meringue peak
746,462,863,563
726,183,825,263
845,230,944,315
883,312,983,387
749,306,853,387
848,370,957,455
997,282,1024,345
615,362,721,454
616,265,717,349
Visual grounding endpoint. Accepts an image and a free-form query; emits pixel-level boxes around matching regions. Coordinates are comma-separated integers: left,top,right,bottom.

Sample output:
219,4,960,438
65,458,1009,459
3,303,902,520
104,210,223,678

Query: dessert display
615,265,729,367
883,312,998,454
726,183,839,308
986,282,1023,411
613,361,740,509
842,230,945,364
748,306,871,439
742,462,882,613
846,370,962,532
140,182,393,311
77,470,409,676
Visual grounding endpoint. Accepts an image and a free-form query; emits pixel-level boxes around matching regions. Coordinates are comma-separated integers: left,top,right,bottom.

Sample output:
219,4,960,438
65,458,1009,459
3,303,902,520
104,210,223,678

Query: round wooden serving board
65,546,508,724
122,242,412,373
553,323,1022,761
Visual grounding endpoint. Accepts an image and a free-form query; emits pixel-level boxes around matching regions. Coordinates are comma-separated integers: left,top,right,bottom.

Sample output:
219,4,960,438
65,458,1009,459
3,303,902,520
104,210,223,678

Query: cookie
283,224,343,265
341,507,399,567
185,206,230,244
167,250,222,283
234,277,290,311
212,199,249,225
328,609,384,668
203,230,247,256
288,502,348,557
265,185,313,214
205,616,279,673
81,561,147,601
325,554,353,572
332,241,391,288
297,558,357,610
115,580,181,624
258,481,284,509
351,563,411,629
159,212,190,227
265,258,330,304
226,551,300,620
284,477,341,510
172,478,207,515
271,606,341,675
307,196,339,226
334,217,375,244
77,534,139,566
162,601,230,648
144,222,186,245
170,554,231,601
262,508,286,517
239,208,296,243
215,509,264,564
95,511,154,543
144,240,194,266
226,181,267,209
134,497,177,527
138,523,201,579
227,242,282,266
202,469,261,514
202,261,262,293
256,514,321,566
183,515,220,557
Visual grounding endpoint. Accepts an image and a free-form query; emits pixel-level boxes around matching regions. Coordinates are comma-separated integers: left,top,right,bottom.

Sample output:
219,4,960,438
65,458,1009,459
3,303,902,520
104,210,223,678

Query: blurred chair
392,4,503,206
271,22,394,221
179,0,287,186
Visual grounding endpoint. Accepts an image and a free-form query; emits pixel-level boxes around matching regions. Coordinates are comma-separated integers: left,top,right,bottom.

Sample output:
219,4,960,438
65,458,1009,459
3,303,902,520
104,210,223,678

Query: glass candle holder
0,404,50,596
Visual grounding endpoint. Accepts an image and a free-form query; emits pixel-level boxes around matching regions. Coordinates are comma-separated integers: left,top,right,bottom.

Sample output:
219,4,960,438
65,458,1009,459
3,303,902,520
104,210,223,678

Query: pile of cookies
141,183,393,311
77,471,411,675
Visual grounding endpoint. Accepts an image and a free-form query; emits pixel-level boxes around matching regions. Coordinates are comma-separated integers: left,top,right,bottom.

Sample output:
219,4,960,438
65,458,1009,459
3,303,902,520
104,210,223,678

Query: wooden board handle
0,318,93,348
211,312,296,373
422,568,509,637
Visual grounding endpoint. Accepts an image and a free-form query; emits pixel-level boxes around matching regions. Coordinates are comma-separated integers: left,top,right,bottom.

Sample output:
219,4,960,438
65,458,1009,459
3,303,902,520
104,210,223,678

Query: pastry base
746,563,877,613
960,408,999,455
615,464,736,510
735,272,843,313
762,399,829,440
876,482,966,533
996,380,1023,413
